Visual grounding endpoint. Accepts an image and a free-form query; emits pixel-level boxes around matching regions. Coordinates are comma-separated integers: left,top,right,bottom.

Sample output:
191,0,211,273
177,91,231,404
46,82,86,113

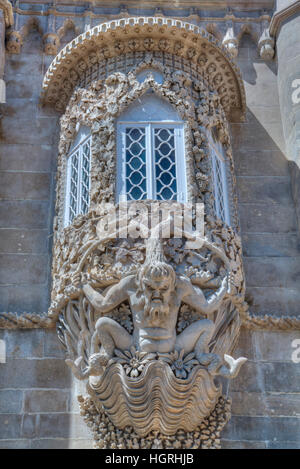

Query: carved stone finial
222,26,238,58
258,28,275,61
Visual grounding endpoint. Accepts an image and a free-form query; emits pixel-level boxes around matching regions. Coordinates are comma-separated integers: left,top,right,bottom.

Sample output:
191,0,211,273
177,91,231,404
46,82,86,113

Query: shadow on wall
231,106,300,316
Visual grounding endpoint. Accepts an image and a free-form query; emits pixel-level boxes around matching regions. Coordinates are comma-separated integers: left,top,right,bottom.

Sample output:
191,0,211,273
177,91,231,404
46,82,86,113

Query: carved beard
144,294,170,325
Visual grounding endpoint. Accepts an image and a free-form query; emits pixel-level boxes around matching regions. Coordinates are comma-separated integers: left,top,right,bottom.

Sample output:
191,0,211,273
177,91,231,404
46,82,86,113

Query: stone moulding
40,16,246,119
269,0,300,37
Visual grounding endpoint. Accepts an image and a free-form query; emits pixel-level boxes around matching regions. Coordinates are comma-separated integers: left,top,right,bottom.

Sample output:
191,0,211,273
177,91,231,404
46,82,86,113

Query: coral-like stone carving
79,394,232,449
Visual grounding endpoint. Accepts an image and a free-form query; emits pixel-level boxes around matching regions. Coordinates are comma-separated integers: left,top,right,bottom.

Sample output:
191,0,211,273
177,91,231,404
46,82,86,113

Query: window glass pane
66,135,91,227
69,150,80,223
125,127,147,200
80,140,91,215
154,127,177,201
212,150,228,224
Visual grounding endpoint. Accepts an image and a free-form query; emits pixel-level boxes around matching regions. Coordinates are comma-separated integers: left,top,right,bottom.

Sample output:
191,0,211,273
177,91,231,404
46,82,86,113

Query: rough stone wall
232,33,300,318
0,328,93,448
0,28,58,313
0,22,299,450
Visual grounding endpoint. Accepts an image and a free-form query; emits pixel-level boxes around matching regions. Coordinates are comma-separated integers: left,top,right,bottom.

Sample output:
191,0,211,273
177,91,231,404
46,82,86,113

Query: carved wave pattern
89,361,221,436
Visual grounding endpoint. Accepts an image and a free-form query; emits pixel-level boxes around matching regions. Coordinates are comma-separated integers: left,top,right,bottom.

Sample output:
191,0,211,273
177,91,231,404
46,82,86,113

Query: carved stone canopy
41,16,246,119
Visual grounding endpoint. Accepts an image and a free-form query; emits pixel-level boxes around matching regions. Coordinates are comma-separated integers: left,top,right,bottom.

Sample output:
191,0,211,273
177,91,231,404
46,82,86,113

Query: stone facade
0,0,299,450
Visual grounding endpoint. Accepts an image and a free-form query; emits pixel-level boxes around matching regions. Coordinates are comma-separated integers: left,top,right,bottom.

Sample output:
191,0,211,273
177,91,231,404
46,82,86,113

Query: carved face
139,263,175,325
143,276,173,306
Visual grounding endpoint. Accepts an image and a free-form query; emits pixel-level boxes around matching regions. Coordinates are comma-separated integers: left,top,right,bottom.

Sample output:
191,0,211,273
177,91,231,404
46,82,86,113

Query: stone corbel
0,0,13,103
43,12,60,55
6,29,22,54
258,22,275,61
43,32,60,55
222,22,238,59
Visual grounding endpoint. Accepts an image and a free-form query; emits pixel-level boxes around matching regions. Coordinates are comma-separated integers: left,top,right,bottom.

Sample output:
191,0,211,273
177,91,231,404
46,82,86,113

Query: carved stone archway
41,16,246,119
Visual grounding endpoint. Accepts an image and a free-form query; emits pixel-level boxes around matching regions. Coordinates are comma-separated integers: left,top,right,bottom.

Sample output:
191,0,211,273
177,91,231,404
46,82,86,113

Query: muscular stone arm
180,275,228,320
83,275,133,314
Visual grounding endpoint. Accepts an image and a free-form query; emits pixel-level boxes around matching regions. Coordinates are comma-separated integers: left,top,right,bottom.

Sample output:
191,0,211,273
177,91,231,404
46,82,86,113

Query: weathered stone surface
221,439,266,449
0,390,23,413
0,283,50,312
245,286,300,316
0,254,48,284
243,257,300,288
0,201,50,229
239,204,297,233
0,359,71,389
0,172,51,201
0,329,44,359
230,361,262,392
262,362,300,393
0,144,54,172
266,441,300,449
0,414,22,439
43,330,66,359
24,390,69,413
231,391,300,417
234,149,290,177
252,330,300,362
237,177,293,206
242,233,300,258
222,416,300,442
21,414,37,438
0,229,48,254
0,99,58,145
38,413,91,439
30,438,93,449
0,439,31,449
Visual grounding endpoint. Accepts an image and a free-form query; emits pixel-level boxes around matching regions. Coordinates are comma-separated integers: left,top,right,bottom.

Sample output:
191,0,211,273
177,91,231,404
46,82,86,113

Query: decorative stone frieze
40,17,246,119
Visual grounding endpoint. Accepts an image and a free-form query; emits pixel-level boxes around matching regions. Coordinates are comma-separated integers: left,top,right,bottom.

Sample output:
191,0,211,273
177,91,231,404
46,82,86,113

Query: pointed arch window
116,92,187,203
64,127,91,227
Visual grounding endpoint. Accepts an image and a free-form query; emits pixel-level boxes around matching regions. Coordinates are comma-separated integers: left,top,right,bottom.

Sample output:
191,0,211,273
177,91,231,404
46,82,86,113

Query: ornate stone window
44,17,249,448
208,129,231,225
116,92,187,203
64,126,91,226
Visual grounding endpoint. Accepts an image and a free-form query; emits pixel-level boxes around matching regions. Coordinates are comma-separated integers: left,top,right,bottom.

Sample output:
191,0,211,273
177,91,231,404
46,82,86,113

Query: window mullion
146,124,154,199
212,151,219,218
65,155,72,227
77,144,83,215
175,126,185,203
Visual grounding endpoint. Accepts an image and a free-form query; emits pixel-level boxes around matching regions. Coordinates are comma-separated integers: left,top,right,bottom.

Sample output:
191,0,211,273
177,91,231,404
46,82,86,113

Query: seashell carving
88,360,221,437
